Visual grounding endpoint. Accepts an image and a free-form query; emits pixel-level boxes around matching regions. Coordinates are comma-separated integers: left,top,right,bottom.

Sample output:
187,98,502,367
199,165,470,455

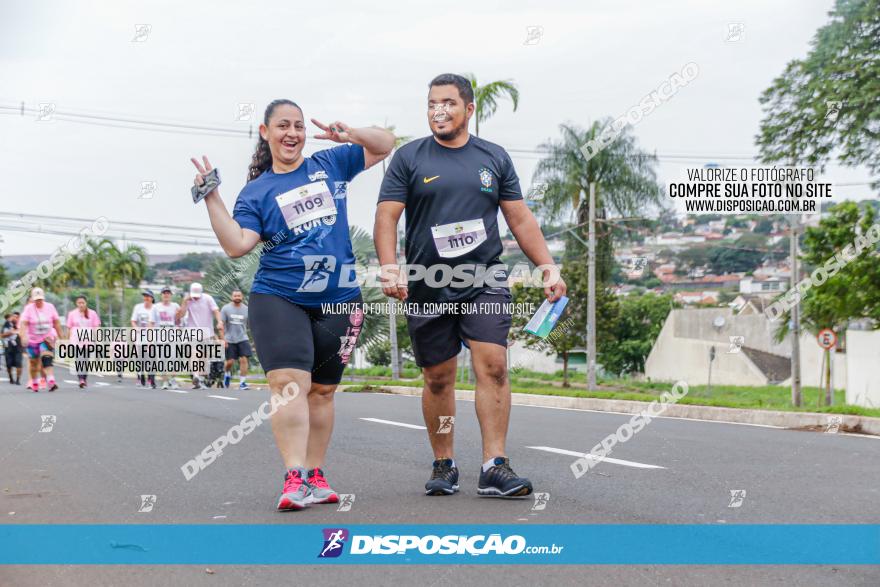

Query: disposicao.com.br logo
318,528,563,558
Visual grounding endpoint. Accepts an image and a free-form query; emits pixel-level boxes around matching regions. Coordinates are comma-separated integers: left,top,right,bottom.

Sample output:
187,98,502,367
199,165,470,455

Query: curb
340,384,880,437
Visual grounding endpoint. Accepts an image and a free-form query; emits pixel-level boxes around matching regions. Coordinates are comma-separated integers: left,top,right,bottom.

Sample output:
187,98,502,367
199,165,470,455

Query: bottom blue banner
0,524,878,564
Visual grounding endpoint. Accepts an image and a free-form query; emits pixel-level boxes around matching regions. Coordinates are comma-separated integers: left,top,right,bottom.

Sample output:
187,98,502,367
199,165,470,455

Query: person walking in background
220,289,252,390
131,290,158,388
65,295,101,388
154,286,181,389
2,312,23,385
176,282,223,390
19,288,62,392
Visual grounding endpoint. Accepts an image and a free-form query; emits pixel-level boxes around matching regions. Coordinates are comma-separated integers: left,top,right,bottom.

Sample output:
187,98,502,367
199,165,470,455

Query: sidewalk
341,384,880,437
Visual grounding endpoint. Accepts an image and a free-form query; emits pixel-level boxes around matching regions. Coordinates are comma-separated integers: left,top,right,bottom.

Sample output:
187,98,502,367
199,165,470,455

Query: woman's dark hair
247,99,303,182
75,294,89,316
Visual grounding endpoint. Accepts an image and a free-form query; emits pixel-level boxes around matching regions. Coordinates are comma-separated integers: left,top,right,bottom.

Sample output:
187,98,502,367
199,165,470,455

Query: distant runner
220,289,252,390
65,295,101,388
130,290,158,388
154,287,181,390
2,312,23,385
19,288,63,392
176,283,223,390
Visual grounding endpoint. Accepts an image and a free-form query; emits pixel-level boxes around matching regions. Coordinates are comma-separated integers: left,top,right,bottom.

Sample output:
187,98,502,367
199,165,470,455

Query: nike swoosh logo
423,176,440,184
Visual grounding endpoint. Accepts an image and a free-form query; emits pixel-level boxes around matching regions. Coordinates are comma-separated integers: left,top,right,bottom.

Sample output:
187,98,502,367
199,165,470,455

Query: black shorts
225,340,253,360
5,348,22,369
405,289,512,368
249,292,363,385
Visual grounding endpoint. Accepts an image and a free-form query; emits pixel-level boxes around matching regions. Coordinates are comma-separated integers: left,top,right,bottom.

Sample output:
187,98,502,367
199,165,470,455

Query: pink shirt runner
21,302,60,345
66,309,101,343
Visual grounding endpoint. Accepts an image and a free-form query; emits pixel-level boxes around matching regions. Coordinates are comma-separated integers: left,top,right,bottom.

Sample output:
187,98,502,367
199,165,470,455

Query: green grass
342,378,880,418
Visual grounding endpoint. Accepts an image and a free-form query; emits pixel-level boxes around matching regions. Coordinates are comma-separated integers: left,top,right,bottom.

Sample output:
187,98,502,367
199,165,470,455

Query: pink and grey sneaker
30,380,40,392
306,468,339,504
277,467,311,511
39,378,47,391
48,378,58,392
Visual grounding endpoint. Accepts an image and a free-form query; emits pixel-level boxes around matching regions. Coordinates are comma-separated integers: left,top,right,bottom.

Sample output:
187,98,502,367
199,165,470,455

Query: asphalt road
1,376,878,586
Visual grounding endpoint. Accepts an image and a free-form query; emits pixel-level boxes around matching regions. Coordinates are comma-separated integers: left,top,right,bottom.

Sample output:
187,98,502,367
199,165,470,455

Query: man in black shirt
375,73,566,498
2,312,23,385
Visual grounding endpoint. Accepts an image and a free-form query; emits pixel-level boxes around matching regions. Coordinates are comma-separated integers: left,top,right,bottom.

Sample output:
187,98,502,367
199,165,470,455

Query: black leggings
248,292,363,384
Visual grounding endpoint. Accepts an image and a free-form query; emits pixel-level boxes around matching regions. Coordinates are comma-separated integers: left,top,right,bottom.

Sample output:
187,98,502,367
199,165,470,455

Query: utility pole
389,222,401,380
789,217,802,406
382,148,401,380
587,182,597,390
707,345,716,395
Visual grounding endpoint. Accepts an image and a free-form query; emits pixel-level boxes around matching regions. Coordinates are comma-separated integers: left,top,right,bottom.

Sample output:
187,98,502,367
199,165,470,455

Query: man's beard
432,117,468,141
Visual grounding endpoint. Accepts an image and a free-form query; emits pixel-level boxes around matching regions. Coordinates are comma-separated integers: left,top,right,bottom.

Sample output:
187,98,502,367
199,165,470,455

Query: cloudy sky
1,0,874,256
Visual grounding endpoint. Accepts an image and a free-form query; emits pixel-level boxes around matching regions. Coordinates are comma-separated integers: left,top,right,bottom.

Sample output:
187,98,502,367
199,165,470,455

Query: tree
776,201,880,334
601,293,677,377
532,121,665,281
677,245,712,272
772,201,880,404
757,0,880,188
102,242,148,326
156,252,219,272
754,218,774,234
465,74,519,137
366,341,391,367
708,234,768,274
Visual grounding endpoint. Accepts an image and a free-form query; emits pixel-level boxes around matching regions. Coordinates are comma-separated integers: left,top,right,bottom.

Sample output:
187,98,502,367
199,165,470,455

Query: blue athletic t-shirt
233,144,365,307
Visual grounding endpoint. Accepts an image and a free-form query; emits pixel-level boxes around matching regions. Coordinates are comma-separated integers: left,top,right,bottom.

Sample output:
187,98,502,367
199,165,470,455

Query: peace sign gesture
190,155,219,198
311,119,352,143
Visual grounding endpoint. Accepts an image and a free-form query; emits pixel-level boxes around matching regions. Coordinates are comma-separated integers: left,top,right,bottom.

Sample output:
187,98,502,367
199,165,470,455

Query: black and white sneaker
477,457,533,498
425,458,459,496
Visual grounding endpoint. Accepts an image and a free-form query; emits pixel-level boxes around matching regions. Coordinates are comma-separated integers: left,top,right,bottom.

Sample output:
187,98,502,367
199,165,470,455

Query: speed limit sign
817,328,837,350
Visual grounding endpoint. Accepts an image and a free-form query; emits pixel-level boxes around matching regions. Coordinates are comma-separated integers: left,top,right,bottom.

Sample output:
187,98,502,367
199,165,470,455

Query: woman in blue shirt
192,99,393,511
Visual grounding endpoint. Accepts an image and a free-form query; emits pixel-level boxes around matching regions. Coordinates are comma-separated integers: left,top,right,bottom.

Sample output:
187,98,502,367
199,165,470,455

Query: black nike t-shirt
378,135,523,304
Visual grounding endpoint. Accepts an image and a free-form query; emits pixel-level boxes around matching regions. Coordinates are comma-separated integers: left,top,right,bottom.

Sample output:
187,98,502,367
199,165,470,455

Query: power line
0,212,216,235
8,102,872,180
0,223,220,248
0,104,251,136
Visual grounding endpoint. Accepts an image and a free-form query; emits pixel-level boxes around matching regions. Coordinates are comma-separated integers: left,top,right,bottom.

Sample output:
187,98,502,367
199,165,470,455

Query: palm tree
465,74,519,137
533,121,664,277
102,242,148,326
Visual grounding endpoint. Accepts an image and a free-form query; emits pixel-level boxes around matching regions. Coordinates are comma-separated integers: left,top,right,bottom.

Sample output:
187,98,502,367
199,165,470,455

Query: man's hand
380,264,408,301
544,268,567,302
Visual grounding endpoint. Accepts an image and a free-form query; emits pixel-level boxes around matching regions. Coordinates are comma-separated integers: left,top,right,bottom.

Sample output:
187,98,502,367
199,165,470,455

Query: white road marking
164,389,188,394
526,445,665,469
63,380,80,385
360,417,426,430
208,395,238,401
356,391,880,440
93,382,110,387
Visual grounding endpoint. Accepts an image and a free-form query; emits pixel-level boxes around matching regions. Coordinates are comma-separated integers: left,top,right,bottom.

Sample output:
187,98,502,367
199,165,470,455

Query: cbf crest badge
478,167,493,192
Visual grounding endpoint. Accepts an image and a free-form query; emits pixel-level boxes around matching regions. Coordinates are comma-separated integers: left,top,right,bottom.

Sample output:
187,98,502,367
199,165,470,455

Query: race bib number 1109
275,181,337,230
